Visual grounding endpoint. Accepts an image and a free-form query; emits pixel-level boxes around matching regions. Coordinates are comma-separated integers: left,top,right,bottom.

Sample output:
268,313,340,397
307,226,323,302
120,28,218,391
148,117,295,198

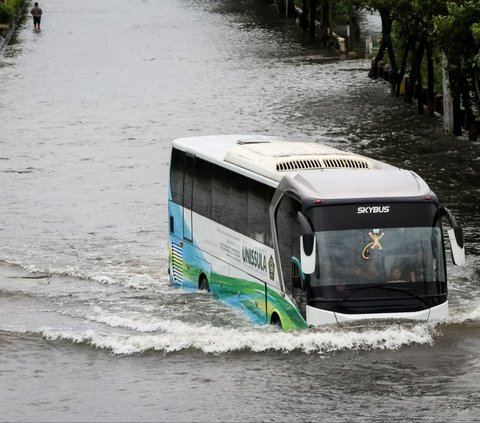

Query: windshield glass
313,227,445,287
306,203,447,314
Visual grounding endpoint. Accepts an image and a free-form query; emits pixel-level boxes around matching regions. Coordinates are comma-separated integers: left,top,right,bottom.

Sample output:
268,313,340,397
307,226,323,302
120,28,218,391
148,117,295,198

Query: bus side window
227,172,248,236
211,166,230,228
183,154,194,211
248,180,274,246
193,158,212,219
170,148,185,204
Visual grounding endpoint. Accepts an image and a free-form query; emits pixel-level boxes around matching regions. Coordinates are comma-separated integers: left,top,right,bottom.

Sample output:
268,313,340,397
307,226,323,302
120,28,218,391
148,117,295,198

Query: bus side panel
265,286,308,331
193,213,274,325
168,200,186,287
181,240,201,290
210,267,268,326
210,259,229,290
193,214,281,288
169,203,297,328
210,272,267,325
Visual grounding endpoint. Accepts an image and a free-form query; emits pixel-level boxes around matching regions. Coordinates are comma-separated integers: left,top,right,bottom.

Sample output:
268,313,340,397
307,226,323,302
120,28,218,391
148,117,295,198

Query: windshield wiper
335,283,431,308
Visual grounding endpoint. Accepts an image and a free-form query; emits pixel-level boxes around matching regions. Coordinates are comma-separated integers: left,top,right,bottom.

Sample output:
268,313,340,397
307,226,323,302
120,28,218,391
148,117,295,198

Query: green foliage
331,0,349,16
470,22,480,71
434,0,480,99
472,22,480,43
0,0,26,25
350,0,479,120
0,5,14,24
291,0,479,105
285,0,479,131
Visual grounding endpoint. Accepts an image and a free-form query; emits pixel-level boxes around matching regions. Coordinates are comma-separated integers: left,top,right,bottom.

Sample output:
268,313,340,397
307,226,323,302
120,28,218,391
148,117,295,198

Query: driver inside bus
388,266,405,283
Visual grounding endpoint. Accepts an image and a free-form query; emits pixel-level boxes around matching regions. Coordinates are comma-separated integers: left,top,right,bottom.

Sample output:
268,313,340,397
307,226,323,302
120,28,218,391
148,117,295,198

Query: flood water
1,0,480,421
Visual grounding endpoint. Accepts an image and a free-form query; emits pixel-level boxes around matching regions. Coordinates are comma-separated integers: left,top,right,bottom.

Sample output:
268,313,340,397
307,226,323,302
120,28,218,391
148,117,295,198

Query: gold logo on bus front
268,256,275,280
361,231,385,260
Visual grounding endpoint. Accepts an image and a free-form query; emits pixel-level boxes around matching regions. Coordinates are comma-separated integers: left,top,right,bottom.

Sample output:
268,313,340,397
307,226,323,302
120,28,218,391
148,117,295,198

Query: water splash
5,319,435,355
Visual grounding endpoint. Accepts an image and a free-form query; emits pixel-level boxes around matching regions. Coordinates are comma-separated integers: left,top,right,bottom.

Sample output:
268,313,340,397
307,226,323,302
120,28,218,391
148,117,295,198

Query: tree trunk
395,35,409,97
384,12,398,93
462,90,478,141
368,8,390,80
405,38,417,103
301,0,308,31
474,70,480,107
318,0,330,45
287,0,295,17
309,0,317,38
452,95,463,136
426,41,435,117
368,41,385,79
442,56,454,133
415,40,426,115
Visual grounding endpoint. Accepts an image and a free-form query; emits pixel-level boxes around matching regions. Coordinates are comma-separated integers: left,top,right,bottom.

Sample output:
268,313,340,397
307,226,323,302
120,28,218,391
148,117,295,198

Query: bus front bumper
306,301,448,326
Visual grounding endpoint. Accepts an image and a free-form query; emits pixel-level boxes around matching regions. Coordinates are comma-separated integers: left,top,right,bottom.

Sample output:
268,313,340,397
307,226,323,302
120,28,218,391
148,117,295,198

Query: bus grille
171,243,184,284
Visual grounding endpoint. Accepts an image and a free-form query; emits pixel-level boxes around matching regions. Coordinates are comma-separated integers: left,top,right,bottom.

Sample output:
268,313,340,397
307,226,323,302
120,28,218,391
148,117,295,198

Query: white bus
167,135,465,330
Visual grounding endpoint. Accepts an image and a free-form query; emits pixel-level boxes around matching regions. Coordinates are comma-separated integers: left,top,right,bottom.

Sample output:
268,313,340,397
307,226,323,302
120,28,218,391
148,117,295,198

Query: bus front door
291,259,307,318
276,194,306,318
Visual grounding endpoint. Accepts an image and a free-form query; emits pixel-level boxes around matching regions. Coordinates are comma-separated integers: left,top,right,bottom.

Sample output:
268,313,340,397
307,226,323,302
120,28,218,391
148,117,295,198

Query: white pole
442,55,454,133
365,36,372,58
285,0,289,17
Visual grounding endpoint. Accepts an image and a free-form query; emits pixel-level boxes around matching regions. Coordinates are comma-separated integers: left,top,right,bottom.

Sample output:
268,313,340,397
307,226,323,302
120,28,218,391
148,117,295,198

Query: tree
364,0,411,94
434,1,480,139
317,0,331,44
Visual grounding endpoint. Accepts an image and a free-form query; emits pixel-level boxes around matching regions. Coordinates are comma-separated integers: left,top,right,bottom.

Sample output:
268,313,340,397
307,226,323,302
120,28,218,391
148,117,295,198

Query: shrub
0,0,27,25
0,4,14,24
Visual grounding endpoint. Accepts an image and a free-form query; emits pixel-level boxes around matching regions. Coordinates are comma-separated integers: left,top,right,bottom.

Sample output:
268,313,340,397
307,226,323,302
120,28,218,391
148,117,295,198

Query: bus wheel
199,275,210,292
270,313,282,330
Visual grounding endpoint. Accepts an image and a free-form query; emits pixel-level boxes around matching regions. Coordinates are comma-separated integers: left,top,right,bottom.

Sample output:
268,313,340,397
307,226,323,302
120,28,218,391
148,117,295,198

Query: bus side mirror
300,234,316,275
440,206,465,266
447,227,465,266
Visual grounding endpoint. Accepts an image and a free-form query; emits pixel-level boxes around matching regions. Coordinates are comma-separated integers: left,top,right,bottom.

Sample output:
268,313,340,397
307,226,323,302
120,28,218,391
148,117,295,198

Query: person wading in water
31,2,43,30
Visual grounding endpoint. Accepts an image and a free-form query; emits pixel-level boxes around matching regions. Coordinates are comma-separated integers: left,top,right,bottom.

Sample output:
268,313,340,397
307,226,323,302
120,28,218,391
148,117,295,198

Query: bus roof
172,135,432,200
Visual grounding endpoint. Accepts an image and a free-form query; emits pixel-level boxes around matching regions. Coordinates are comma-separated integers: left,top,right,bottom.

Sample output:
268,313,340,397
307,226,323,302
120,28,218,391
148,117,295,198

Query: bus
167,135,465,330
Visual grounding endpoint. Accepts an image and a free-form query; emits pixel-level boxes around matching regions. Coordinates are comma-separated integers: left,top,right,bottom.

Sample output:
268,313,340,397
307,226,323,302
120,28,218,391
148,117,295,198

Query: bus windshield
306,203,447,313
313,226,445,286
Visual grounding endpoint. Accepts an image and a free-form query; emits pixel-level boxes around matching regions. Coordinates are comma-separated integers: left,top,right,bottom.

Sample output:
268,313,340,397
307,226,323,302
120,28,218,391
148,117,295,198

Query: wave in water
0,257,167,290
2,320,438,355
1,258,479,356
